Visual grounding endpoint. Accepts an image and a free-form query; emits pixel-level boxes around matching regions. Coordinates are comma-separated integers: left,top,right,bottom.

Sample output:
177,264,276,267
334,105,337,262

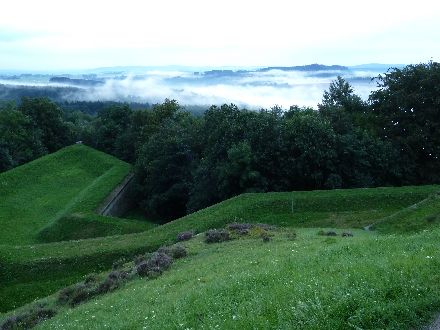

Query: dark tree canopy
370,62,440,182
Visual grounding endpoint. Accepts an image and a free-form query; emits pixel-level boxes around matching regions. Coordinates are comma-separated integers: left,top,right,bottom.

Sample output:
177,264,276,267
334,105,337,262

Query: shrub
176,231,194,242
159,245,188,259
227,223,275,232
0,306,57,330
112,257,127,270
134,254,147,265
136,252,173,277
93,270,128,295
170,245,187,259
83,273,99,285
261,232,272,242
148,252,173,270
227,223,253,231
96,271,128,294
205,229,230,243
237,228,250,235
57,283,90,306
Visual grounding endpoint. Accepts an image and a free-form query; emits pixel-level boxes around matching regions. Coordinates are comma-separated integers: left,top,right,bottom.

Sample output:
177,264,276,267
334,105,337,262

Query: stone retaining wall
97,173,136,217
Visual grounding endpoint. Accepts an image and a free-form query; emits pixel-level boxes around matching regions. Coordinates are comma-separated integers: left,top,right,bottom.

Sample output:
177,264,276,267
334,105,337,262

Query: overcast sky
0,0,439,70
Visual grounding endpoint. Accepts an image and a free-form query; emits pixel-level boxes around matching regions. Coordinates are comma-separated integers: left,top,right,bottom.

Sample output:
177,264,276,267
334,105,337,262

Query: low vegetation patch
0,242,189,329
205,229,231,243
28,227,440,330
176,231,194,242
0,304,57,330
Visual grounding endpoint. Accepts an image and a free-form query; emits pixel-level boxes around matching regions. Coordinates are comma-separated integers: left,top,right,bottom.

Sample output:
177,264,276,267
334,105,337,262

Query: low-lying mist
0,67,384,108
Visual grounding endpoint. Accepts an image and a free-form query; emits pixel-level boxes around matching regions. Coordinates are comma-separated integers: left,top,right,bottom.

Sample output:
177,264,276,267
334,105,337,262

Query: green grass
21,228,440,329
372,192,440,233
1,184,438,313
0,144,152,245
0,145,156,312
1,145,439,323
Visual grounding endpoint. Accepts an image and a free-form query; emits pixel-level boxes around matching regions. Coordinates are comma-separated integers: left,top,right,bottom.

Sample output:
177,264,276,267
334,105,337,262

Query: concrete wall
97,173,136,217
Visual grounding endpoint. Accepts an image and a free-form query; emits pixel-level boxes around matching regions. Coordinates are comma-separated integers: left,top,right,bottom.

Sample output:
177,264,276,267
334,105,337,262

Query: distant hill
258,64,349,72
349,63,406,71
49,76,105,87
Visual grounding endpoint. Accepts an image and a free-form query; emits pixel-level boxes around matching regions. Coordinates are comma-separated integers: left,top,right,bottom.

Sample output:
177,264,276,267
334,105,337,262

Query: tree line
1,62,439,221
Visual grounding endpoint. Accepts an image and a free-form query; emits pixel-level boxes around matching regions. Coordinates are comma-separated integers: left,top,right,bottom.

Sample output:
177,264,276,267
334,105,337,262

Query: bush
112,257,127,270
227,222,275,232
261,232,272,242
176,231,194,242
170,245,187,259
57,283,91,306
96,270,129,294
0,306,57,330
134,254,147,266
136,252,173,277
83,273,99,285
205,229,230,243
227,223,253,231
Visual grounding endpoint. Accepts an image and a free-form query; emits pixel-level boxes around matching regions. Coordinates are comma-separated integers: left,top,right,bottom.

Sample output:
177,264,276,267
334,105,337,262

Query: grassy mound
24,227,440,330
0,144,152,245
1,184,437,313
0,145,157,312
372,192,440,233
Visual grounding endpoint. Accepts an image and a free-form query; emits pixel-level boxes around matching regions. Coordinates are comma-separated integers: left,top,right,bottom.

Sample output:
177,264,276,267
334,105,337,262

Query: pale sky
0,0,439,70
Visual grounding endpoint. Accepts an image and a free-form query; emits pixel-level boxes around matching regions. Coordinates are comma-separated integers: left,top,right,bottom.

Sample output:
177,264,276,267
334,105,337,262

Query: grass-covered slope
0,145,156,312
0,144,152,245
1,184,437,313
36,228,440,330
372,192,440,233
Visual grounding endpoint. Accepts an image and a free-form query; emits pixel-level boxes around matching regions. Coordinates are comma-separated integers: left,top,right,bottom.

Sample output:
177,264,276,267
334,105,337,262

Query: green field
36,229,440,330
1,146,440,329
0,144,154,245
0,145,156,311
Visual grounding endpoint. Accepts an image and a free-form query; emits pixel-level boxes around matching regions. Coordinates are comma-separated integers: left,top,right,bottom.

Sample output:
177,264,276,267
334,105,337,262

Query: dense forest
1,62,439,221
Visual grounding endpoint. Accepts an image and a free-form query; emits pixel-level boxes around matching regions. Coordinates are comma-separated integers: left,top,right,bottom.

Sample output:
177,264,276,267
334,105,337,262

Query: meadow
1,146,440,329
36,228,440,329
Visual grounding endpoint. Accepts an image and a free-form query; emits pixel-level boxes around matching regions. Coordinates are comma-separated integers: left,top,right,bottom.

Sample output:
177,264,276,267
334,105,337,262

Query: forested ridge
1,62,439,221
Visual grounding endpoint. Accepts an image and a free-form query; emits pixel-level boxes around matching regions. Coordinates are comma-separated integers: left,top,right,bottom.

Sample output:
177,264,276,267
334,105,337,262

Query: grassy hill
1,182,439,314
0,145,156,311
0,144,153,245
1,146,440,328
4,227,440,329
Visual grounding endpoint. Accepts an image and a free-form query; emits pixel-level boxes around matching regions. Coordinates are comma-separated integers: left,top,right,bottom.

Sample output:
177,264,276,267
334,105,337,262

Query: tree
135,120,194,221
18,97,71,153
217,141,267,199
319,76,370,134
0,106,45,170
369,62,440,183
281,108,337,189
92,104,134,162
